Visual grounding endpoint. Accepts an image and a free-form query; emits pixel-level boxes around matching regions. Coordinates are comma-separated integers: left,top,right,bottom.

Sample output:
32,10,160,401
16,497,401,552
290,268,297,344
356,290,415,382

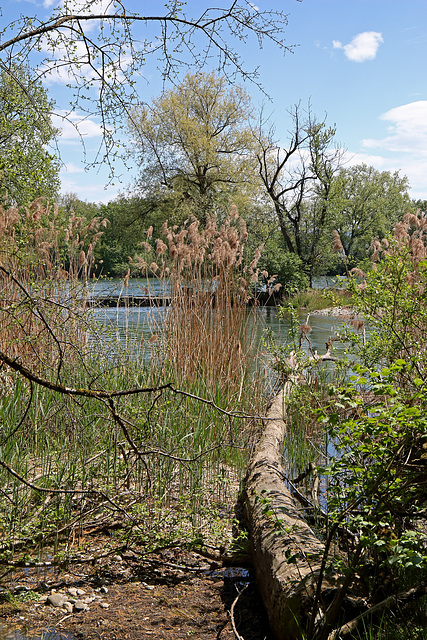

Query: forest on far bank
2,62,424,292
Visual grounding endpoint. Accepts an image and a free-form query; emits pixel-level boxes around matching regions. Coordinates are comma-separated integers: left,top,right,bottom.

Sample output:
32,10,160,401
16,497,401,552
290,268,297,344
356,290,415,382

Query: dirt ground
0,543,274,640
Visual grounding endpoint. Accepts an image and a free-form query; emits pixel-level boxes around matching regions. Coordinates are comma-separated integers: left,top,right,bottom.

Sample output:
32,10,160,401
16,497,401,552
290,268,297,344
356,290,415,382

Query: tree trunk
242,370,330,639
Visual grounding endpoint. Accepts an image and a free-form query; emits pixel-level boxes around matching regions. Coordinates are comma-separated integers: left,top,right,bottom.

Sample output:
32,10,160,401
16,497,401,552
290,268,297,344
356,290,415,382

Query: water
0,625,73,640
87,279,351,363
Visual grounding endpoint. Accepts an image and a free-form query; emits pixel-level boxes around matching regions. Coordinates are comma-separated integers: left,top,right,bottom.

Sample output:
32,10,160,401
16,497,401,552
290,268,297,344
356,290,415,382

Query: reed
0,201,267,561
0,198,106,375
135,206,266,406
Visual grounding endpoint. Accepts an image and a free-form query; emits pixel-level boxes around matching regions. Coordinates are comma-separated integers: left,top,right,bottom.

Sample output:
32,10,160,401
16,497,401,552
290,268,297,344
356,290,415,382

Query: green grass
0,206,266,563
287,287,352,312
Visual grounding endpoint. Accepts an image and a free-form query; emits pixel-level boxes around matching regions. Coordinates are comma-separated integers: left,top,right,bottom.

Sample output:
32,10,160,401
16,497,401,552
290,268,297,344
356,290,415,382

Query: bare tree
0,1,296,172
255,104,345,283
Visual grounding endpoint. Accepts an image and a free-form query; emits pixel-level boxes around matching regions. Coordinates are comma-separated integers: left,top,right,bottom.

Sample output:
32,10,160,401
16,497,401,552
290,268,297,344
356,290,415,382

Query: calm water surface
87,278,350,364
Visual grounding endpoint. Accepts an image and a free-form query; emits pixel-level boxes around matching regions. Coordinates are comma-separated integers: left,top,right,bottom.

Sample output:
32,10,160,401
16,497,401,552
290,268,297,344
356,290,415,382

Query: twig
229,584,248,640
326,580,427,640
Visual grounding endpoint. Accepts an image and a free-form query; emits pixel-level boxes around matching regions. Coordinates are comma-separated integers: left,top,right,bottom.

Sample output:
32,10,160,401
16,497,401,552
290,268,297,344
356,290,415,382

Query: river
86,277,350,366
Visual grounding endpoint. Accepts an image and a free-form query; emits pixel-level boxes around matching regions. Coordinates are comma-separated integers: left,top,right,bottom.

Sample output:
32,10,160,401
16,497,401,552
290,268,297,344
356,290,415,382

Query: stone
47,593,66,608
100,602,109,609
63,602,74,614
73,600,88,612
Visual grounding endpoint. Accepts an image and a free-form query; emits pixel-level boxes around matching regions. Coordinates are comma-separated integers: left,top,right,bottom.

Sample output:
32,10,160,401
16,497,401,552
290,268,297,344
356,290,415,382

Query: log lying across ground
242,361,334,640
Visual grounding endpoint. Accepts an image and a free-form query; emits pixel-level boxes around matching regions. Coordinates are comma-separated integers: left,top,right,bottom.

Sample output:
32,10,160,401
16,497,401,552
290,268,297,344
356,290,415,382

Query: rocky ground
0,543,274,640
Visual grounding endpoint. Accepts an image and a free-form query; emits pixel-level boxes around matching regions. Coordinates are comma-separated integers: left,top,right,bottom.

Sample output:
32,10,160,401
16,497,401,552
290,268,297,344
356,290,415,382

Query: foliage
259,233,309,293
96,195,161,276
331,164,411,267
303,214,427,638
0,64,60,205
324,362,427,574
127,71,259,224
345,210,427,383
309,361,427,639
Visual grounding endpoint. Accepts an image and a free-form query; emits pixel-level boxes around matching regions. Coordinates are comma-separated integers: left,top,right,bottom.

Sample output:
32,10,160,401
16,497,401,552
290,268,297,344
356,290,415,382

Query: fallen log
242,355,335,640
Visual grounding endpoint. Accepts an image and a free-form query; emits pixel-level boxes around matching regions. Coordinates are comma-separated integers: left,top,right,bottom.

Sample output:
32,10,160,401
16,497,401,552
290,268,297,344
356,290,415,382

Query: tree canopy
331,164,411,266
127,71,258,223
0,65,60,205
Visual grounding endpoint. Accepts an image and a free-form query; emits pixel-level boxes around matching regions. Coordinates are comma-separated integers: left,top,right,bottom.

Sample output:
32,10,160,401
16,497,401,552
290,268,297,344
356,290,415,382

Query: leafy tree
331,164,411,267
127,71,259,224
0,2,294,170
412,198,427,213
97,195,170,276
0,65,60,205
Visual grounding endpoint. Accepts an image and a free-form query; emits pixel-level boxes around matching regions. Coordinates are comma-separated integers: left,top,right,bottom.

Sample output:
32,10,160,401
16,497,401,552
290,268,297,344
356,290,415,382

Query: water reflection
88,289,351,368
0,625,74,640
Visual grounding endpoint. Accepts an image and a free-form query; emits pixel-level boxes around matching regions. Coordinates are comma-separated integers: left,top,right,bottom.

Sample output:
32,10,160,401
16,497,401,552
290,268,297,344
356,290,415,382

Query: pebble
41,585,111,616
73,600,88,612
47,594,66,608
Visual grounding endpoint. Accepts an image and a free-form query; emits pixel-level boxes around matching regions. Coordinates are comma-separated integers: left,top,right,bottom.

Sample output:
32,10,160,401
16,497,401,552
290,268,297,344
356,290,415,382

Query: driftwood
243,354,335,640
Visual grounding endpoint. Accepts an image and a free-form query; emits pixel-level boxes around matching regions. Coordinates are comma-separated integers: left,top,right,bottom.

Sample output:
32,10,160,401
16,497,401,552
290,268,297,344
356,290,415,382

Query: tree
127,71,259,223
0,2,294,171
331,164,411,267
0,65,60,205
412,198,427,213
255,104,344,284
97,195,169,276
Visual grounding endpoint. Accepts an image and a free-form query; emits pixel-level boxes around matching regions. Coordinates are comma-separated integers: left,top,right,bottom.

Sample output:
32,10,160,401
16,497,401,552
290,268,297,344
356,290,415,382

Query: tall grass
0,198,105,374
0,201,267,562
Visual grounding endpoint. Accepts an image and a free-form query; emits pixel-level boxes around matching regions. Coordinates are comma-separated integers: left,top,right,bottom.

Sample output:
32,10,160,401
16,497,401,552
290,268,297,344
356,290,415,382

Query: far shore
308,305,358,318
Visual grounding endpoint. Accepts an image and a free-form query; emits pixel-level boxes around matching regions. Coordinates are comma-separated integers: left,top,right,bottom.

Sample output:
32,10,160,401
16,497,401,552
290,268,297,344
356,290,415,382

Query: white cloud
61,162,85,173
344,101,427,199
362,101,427,154
333,31,383,62
59,177,120,203
52,111,103,140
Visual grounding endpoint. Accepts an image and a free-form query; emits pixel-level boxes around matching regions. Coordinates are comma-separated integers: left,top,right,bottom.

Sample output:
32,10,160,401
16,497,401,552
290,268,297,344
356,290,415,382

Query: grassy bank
286,285,352,312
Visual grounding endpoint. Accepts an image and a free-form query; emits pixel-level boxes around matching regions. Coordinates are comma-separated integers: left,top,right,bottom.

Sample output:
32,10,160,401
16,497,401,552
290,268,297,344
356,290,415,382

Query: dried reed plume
332,230,344,254
0,198,106,375
136,208,265,401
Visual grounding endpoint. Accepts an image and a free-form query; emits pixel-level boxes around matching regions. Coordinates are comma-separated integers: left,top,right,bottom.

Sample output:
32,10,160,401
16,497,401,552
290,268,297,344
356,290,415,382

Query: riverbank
309,304,357,317
0,539,273,640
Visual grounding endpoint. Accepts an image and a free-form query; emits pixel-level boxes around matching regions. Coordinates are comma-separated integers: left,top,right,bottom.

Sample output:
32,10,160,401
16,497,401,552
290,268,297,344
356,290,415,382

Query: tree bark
242,365,330,639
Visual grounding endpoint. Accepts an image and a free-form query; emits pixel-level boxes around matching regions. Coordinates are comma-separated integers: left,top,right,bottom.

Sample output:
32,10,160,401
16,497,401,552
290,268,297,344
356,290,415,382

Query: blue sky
2,0,427,203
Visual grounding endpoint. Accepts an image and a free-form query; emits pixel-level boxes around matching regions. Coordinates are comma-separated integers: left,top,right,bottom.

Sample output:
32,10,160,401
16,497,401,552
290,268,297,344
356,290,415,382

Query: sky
2,0,427,203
